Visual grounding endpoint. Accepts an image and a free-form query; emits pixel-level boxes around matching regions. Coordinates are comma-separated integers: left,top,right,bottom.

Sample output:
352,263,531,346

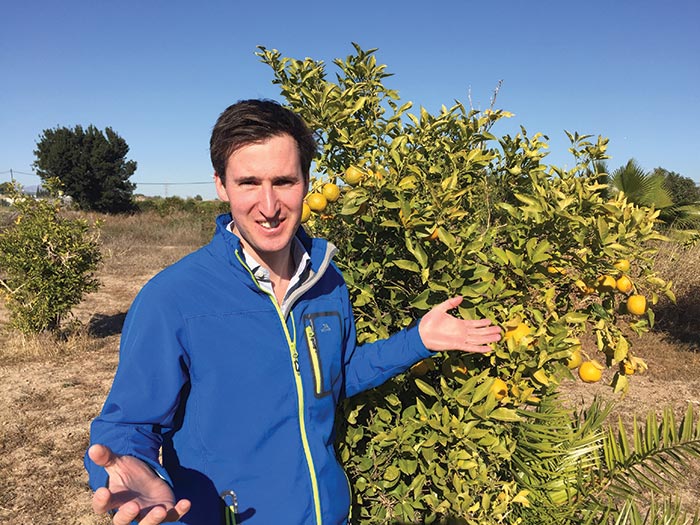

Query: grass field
1,208,699,524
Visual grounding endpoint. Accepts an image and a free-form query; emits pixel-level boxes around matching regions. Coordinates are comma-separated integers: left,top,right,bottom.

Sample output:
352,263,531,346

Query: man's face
215,133,307,270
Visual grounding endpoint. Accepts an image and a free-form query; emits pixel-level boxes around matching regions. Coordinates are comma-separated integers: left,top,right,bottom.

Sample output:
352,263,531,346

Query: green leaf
414,378,438,398
490,408,521,422
392,259,420,273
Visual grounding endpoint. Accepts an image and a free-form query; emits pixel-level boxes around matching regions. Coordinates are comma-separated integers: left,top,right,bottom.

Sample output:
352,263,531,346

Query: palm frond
610,159,674,209
661,202,700,229
599,404,700,505
613,496,700,525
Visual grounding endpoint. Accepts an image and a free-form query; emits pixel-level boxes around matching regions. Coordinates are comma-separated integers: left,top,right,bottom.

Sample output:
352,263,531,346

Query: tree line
1,124,698,226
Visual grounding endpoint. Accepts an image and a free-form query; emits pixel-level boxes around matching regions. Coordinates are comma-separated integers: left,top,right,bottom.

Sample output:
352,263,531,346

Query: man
85,99,502,525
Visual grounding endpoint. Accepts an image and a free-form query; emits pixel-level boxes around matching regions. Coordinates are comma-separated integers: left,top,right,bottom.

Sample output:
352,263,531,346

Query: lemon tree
258,44,679,524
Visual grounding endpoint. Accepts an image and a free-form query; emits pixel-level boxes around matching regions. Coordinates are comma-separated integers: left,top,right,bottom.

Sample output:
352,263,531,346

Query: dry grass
649,237,700,347
1,210,699,524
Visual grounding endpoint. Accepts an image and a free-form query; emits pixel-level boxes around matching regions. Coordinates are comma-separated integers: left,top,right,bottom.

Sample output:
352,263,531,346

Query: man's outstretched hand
88,444,191,524
419,296,502,353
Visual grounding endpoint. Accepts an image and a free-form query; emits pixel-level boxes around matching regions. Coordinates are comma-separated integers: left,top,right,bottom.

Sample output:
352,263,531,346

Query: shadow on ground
88,312,127,338
654,285,700,350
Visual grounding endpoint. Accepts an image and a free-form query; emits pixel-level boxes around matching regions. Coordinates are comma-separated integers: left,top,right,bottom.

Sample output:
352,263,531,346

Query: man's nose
259,185,279,216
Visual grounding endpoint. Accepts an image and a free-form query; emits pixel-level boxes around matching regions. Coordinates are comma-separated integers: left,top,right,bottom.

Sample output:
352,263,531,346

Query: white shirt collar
225,220,311,304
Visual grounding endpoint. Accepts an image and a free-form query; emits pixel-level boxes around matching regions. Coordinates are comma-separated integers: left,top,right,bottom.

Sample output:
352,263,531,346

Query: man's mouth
260,219,281,230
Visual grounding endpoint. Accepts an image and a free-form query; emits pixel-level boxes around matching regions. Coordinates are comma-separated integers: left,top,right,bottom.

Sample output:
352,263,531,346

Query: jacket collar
211,213,334,274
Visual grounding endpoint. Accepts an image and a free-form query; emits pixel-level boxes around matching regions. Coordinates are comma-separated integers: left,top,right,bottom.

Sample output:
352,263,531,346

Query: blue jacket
85,213,432,525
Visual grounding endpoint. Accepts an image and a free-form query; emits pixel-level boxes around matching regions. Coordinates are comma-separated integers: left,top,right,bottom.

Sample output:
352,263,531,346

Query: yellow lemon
621,361,635,375
306,193,327,212
597,275,617,292
614,259,631,273
504,322,532,345
567,346,583,370
616,275,634,294
321,182,340,202
301,202,311,223
579,361,603,383
490,378,508,400
344,166,364,186
626,294,647,316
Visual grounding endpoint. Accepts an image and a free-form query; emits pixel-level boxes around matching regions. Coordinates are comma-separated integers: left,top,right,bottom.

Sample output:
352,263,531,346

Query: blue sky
2,0,698,200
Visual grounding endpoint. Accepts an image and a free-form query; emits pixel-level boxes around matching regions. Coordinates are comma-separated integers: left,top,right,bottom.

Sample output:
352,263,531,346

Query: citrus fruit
504,322,532,345
306,193,327,212
616,275,633,294
566,345,583,370
344,166,364,186
621,361,635,375
596,275,617,292
614,259,631,273
301,202,311,223
490,378,508,400
321,182,340,202
578,361,603,383
626,294,647,315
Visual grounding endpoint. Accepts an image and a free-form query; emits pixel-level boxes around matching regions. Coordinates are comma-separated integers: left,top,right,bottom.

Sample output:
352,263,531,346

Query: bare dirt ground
1,212,699,524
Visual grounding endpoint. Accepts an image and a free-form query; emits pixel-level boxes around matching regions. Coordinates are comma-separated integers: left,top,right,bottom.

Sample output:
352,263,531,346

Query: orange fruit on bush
614,259,631,273
490,378,508,400
344,166,364,186
621,361,635,375
306,193,327,212
616,275,633,294
626,294,647,315
567,345,583,370
504,322,532,345
597,275,617,292
322,182,340,202
301,202,311,223
578,361,603,383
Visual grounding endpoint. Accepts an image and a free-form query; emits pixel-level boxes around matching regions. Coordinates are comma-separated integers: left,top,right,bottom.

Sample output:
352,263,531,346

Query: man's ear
214,172,229,202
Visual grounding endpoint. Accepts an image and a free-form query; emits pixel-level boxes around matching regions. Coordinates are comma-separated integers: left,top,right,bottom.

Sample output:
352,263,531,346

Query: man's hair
210,99,317,184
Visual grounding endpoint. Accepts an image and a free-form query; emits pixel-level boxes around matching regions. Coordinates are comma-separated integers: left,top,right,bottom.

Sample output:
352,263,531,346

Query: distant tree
33,125,137,213
0,181,14,195
653,167,700,204
609,159,673,209
610,160,700,229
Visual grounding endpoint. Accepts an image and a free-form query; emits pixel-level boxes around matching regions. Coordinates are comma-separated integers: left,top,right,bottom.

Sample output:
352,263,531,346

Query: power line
0,169,38,177
134,181,212,185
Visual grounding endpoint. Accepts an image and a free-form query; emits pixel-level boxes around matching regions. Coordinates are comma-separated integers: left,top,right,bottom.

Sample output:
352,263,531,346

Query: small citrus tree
258,44,693,524
0,180,102,334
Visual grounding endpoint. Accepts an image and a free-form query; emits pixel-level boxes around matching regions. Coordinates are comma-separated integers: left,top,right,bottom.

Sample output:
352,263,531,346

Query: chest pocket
303,311,343,398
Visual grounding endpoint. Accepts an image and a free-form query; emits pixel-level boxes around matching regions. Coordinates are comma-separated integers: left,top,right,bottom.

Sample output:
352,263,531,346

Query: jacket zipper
235,250,323,525
304,319,323,397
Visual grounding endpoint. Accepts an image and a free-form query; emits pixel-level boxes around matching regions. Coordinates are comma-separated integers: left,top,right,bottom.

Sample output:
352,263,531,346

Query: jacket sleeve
338,279,434,399
84,279,191,489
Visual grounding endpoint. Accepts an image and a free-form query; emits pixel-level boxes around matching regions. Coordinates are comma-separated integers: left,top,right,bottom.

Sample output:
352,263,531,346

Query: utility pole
10,169,14,183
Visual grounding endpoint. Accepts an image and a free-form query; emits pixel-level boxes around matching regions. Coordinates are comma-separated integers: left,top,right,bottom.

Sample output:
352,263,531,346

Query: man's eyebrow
234,175,260,184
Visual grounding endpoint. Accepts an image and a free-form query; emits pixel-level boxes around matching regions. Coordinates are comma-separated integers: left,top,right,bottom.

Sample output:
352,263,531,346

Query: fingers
93,494,190,525
167,499,192,521
88,443,117,468
435,296,464,313
92,486,114,515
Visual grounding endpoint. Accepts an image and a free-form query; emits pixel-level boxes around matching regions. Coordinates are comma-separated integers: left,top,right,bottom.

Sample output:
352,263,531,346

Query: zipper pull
220,490,238,525
291,342,300,373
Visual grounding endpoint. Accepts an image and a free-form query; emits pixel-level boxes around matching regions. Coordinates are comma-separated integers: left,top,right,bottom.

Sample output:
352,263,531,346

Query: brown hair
210,99,316,184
